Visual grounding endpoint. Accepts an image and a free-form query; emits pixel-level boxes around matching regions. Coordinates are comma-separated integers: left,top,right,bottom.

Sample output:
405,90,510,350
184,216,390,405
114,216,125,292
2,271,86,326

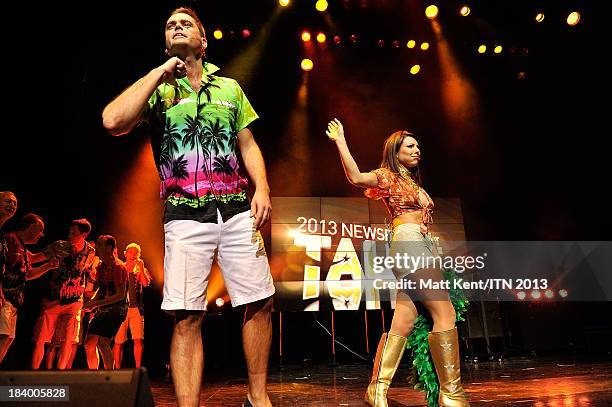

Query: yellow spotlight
215,298,225,307
567,11,581,26
425,5,439,19
213,29,223,40
535,13,545,23
460,6,470,16
477,44,487,54
420,42,430,51
301,58,314,71
316,32,327,43
493,45,503,54
301,31,311,42
410,65,421,75
407,40,416,49
279,0,290,6
316,0,328,12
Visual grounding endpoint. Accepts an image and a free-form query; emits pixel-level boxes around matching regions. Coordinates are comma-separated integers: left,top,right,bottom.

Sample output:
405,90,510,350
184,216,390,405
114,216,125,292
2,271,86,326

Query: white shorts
0,300,18,339
114,307,144,344
161,210,275,311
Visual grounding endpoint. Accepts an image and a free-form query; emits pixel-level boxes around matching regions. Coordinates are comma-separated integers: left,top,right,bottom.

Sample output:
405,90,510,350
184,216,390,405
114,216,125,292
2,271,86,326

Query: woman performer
326,119,470,407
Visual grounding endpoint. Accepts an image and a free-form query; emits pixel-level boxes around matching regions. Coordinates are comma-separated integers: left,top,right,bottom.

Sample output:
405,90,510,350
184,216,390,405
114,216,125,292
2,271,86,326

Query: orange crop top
364,167,434,234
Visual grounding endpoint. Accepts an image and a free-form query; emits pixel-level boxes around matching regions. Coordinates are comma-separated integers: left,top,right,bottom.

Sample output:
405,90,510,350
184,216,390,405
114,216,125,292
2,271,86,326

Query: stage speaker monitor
0,368,154,407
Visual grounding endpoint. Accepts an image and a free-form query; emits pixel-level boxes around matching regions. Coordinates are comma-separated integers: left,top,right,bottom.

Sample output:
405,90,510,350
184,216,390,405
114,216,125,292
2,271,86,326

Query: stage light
477,44,487,54
392,40,400,48
316,0,328,12
377,39,385,48
531,290,541,299
567,11,581,26
425,5,439,19
421,42,430,51
213,29,223,40
516,291,526,300
410,65,421,75
301,31,311,42
535,13,545,23
301,58,314,71
242,29,251,39
460,6,470,16
544,289,554,299
350,34,358,44
493,45,503,54
333,35,341,44
316,32,327,43
279,0,290,6
559,289,568,298
215,298,225,307
407,40,416,49
517,71,527,80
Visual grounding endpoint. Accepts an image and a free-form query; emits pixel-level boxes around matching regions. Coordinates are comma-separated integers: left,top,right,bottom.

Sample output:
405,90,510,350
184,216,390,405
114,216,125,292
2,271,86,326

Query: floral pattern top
1,232,29,307
365,167,434,234
145,62,258,223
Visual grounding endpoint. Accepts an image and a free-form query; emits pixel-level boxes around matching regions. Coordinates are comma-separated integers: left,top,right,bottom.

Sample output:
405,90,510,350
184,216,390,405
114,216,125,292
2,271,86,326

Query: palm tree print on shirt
213,155,235,195
181,115,204,200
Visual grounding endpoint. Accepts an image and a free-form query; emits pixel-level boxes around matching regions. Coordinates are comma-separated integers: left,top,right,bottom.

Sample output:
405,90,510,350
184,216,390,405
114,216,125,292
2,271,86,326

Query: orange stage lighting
316,33,327,43
301,59,314,71
425,5,439,19
301,31,311,42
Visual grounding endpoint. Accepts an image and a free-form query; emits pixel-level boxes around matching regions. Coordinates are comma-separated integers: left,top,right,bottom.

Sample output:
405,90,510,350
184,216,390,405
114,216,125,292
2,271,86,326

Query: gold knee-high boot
364,332,408,407
428,327,470,406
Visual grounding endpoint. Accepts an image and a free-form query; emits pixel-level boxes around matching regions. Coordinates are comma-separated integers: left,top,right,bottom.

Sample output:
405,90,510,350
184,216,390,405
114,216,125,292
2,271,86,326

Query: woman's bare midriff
392,211,422,229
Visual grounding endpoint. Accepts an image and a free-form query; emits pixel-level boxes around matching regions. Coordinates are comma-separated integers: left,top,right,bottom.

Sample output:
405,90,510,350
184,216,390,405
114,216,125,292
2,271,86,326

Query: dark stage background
1,0,610,377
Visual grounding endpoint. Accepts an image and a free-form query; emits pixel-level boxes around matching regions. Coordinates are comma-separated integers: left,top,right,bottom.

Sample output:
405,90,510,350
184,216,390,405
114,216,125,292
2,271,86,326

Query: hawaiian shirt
146,62,258,223
1,232,30,307
92,257,127,316
42,241,97,304
126,261,147,313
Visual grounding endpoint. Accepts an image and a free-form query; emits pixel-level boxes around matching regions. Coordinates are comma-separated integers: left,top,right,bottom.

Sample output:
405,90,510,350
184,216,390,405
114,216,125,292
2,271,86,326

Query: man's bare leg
45,345,57,369
84,335,100,369
113,343,123,368
67,344,78,369
31,341,47,369
242,297,273,407
171,311,204,407
97,337,114,369
133,339,143,368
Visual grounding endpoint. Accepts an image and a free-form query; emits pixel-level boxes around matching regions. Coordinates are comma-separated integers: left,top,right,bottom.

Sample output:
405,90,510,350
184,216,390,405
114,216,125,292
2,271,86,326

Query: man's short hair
125,242,141,254
0,191,16,199
71,219,92,235
170,7,206,39
16,213,44,231
98,235,117,251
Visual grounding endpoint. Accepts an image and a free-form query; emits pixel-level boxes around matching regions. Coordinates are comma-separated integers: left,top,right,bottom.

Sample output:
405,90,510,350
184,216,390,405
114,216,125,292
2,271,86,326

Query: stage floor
150,358,612,406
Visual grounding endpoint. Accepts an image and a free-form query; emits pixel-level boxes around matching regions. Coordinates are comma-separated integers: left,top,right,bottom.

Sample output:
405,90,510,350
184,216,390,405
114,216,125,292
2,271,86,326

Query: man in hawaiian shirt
31,219,97,370
113,243,151,368
83,235,127,369
0,213,57,363
102,7,274,407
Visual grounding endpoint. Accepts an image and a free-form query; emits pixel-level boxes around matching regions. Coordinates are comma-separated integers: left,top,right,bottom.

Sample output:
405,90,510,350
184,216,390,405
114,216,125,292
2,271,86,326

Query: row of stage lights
300,57,421,75
516,289,568,300
210,27,503,57
301,31,432,50
278,0,583,27
300,30,504,55
424,5,582,26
